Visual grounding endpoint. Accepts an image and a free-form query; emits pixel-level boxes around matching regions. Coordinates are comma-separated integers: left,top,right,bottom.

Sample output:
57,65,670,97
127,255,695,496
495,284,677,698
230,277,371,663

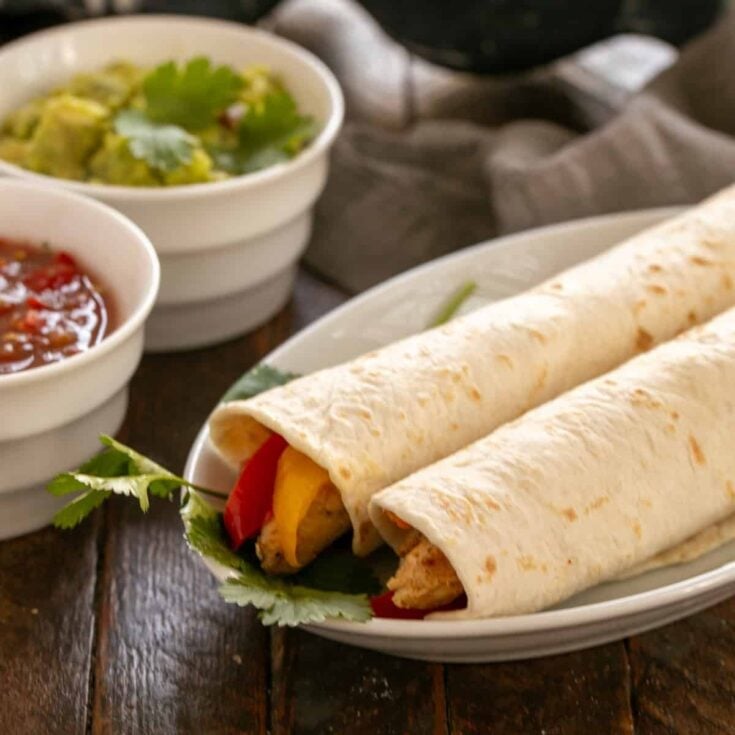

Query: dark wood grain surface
2,268,734,735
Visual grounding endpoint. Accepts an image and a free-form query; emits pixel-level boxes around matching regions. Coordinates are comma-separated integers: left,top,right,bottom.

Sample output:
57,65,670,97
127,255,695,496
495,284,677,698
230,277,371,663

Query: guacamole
0,58,316,187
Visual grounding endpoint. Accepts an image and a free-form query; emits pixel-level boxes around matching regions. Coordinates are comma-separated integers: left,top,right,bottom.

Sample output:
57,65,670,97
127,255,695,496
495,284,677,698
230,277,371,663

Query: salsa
0,238,111,375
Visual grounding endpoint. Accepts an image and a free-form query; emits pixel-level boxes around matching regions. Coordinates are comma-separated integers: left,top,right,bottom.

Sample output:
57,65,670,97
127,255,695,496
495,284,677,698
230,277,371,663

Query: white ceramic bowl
0,180,159,539
0,15,344,351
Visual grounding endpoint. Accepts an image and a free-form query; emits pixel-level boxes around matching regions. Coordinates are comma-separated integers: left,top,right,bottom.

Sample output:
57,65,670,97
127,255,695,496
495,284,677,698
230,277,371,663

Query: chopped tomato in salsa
0,238,111,375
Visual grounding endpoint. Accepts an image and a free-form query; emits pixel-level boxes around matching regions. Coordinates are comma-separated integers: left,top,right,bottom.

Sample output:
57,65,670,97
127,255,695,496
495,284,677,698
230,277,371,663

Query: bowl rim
0,14,345,200
0,179,160,389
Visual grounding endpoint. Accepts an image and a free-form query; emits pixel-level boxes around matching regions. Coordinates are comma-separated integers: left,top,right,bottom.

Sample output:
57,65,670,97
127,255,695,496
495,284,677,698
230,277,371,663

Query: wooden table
2,269,735,735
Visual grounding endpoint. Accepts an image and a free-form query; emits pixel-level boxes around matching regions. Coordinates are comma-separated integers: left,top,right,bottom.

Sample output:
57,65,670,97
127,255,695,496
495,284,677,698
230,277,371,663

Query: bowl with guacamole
0,16,343,350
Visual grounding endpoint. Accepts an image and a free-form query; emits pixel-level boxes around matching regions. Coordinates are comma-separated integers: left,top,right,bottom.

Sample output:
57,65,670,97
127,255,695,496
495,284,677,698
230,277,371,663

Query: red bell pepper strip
370,591,468,619
224,433,288,549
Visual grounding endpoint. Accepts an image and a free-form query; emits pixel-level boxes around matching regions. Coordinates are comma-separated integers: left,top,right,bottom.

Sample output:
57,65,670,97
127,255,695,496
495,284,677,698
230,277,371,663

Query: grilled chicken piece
257,482,351,574
388,537,464,609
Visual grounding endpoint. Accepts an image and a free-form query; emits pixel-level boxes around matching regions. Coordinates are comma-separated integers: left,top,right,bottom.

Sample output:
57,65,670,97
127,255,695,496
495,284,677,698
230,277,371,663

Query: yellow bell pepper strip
223,433,287,549
272,447,336,568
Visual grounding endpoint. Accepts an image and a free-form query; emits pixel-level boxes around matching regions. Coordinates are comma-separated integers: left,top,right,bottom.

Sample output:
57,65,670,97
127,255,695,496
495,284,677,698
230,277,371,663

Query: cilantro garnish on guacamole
0,57,317,186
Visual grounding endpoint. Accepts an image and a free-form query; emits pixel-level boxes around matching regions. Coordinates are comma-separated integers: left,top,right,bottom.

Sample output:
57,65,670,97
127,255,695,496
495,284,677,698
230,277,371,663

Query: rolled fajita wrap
370,306,735,618
210,185,735,575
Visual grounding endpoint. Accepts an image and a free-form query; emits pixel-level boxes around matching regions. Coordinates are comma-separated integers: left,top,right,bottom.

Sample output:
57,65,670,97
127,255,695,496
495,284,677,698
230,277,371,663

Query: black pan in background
0,0,725,72
355,0,724,72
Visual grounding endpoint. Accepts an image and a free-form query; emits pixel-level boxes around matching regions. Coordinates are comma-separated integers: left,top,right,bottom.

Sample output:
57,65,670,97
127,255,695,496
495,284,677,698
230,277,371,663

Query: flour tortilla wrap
210,185,735,558
370,307,735,619
618,513,735,580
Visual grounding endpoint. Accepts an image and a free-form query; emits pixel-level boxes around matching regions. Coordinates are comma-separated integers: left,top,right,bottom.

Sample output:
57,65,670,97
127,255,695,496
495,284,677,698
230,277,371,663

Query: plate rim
184,205,735,640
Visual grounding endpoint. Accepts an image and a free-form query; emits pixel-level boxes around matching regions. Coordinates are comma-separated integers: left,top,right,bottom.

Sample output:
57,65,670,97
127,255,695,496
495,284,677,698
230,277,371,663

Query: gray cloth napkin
268,1,735,293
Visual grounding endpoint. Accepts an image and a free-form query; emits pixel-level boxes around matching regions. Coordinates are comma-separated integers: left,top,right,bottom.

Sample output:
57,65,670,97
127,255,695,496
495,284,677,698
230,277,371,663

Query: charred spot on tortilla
484,497,501,511
722,273,734,291
528,328,547,344
636,327,654,352
561,507,578,522
485,556,496,577
689,435,706,466
726,481,735,500
518,555,537,571
585,496,610,514
690,255,714,267
630,388,664,410
533,365,548,393
646,284,668,296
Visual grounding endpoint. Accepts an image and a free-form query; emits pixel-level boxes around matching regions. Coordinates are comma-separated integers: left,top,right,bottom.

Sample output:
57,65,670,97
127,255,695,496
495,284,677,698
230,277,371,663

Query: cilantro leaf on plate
222,363,299,402
221,576,372,626
182,491,247,572
429,280,477,328
114,109,196,173
143,57,243,130
182,490,373,626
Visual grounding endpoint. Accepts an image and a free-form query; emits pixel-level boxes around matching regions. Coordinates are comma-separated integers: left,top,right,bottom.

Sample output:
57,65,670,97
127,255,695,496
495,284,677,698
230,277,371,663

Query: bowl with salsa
0,16,344,350
0,179,159,539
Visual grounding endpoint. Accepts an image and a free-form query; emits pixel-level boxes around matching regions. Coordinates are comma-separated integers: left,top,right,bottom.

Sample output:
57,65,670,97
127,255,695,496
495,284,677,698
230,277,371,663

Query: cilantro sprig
143,57,243,130
222,363,298,402
235,89,317,172
114,109,195,173
46,363,376,626
47,434,223,529
208,89,317,176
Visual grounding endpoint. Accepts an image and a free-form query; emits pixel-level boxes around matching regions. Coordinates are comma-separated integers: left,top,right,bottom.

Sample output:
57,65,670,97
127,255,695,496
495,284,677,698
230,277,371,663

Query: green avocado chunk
65,61,142,109
88,132,160,187
26,94,108,181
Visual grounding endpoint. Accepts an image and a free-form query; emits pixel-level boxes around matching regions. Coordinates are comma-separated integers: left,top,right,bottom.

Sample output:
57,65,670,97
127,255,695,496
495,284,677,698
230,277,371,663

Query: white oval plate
185,207,735,662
